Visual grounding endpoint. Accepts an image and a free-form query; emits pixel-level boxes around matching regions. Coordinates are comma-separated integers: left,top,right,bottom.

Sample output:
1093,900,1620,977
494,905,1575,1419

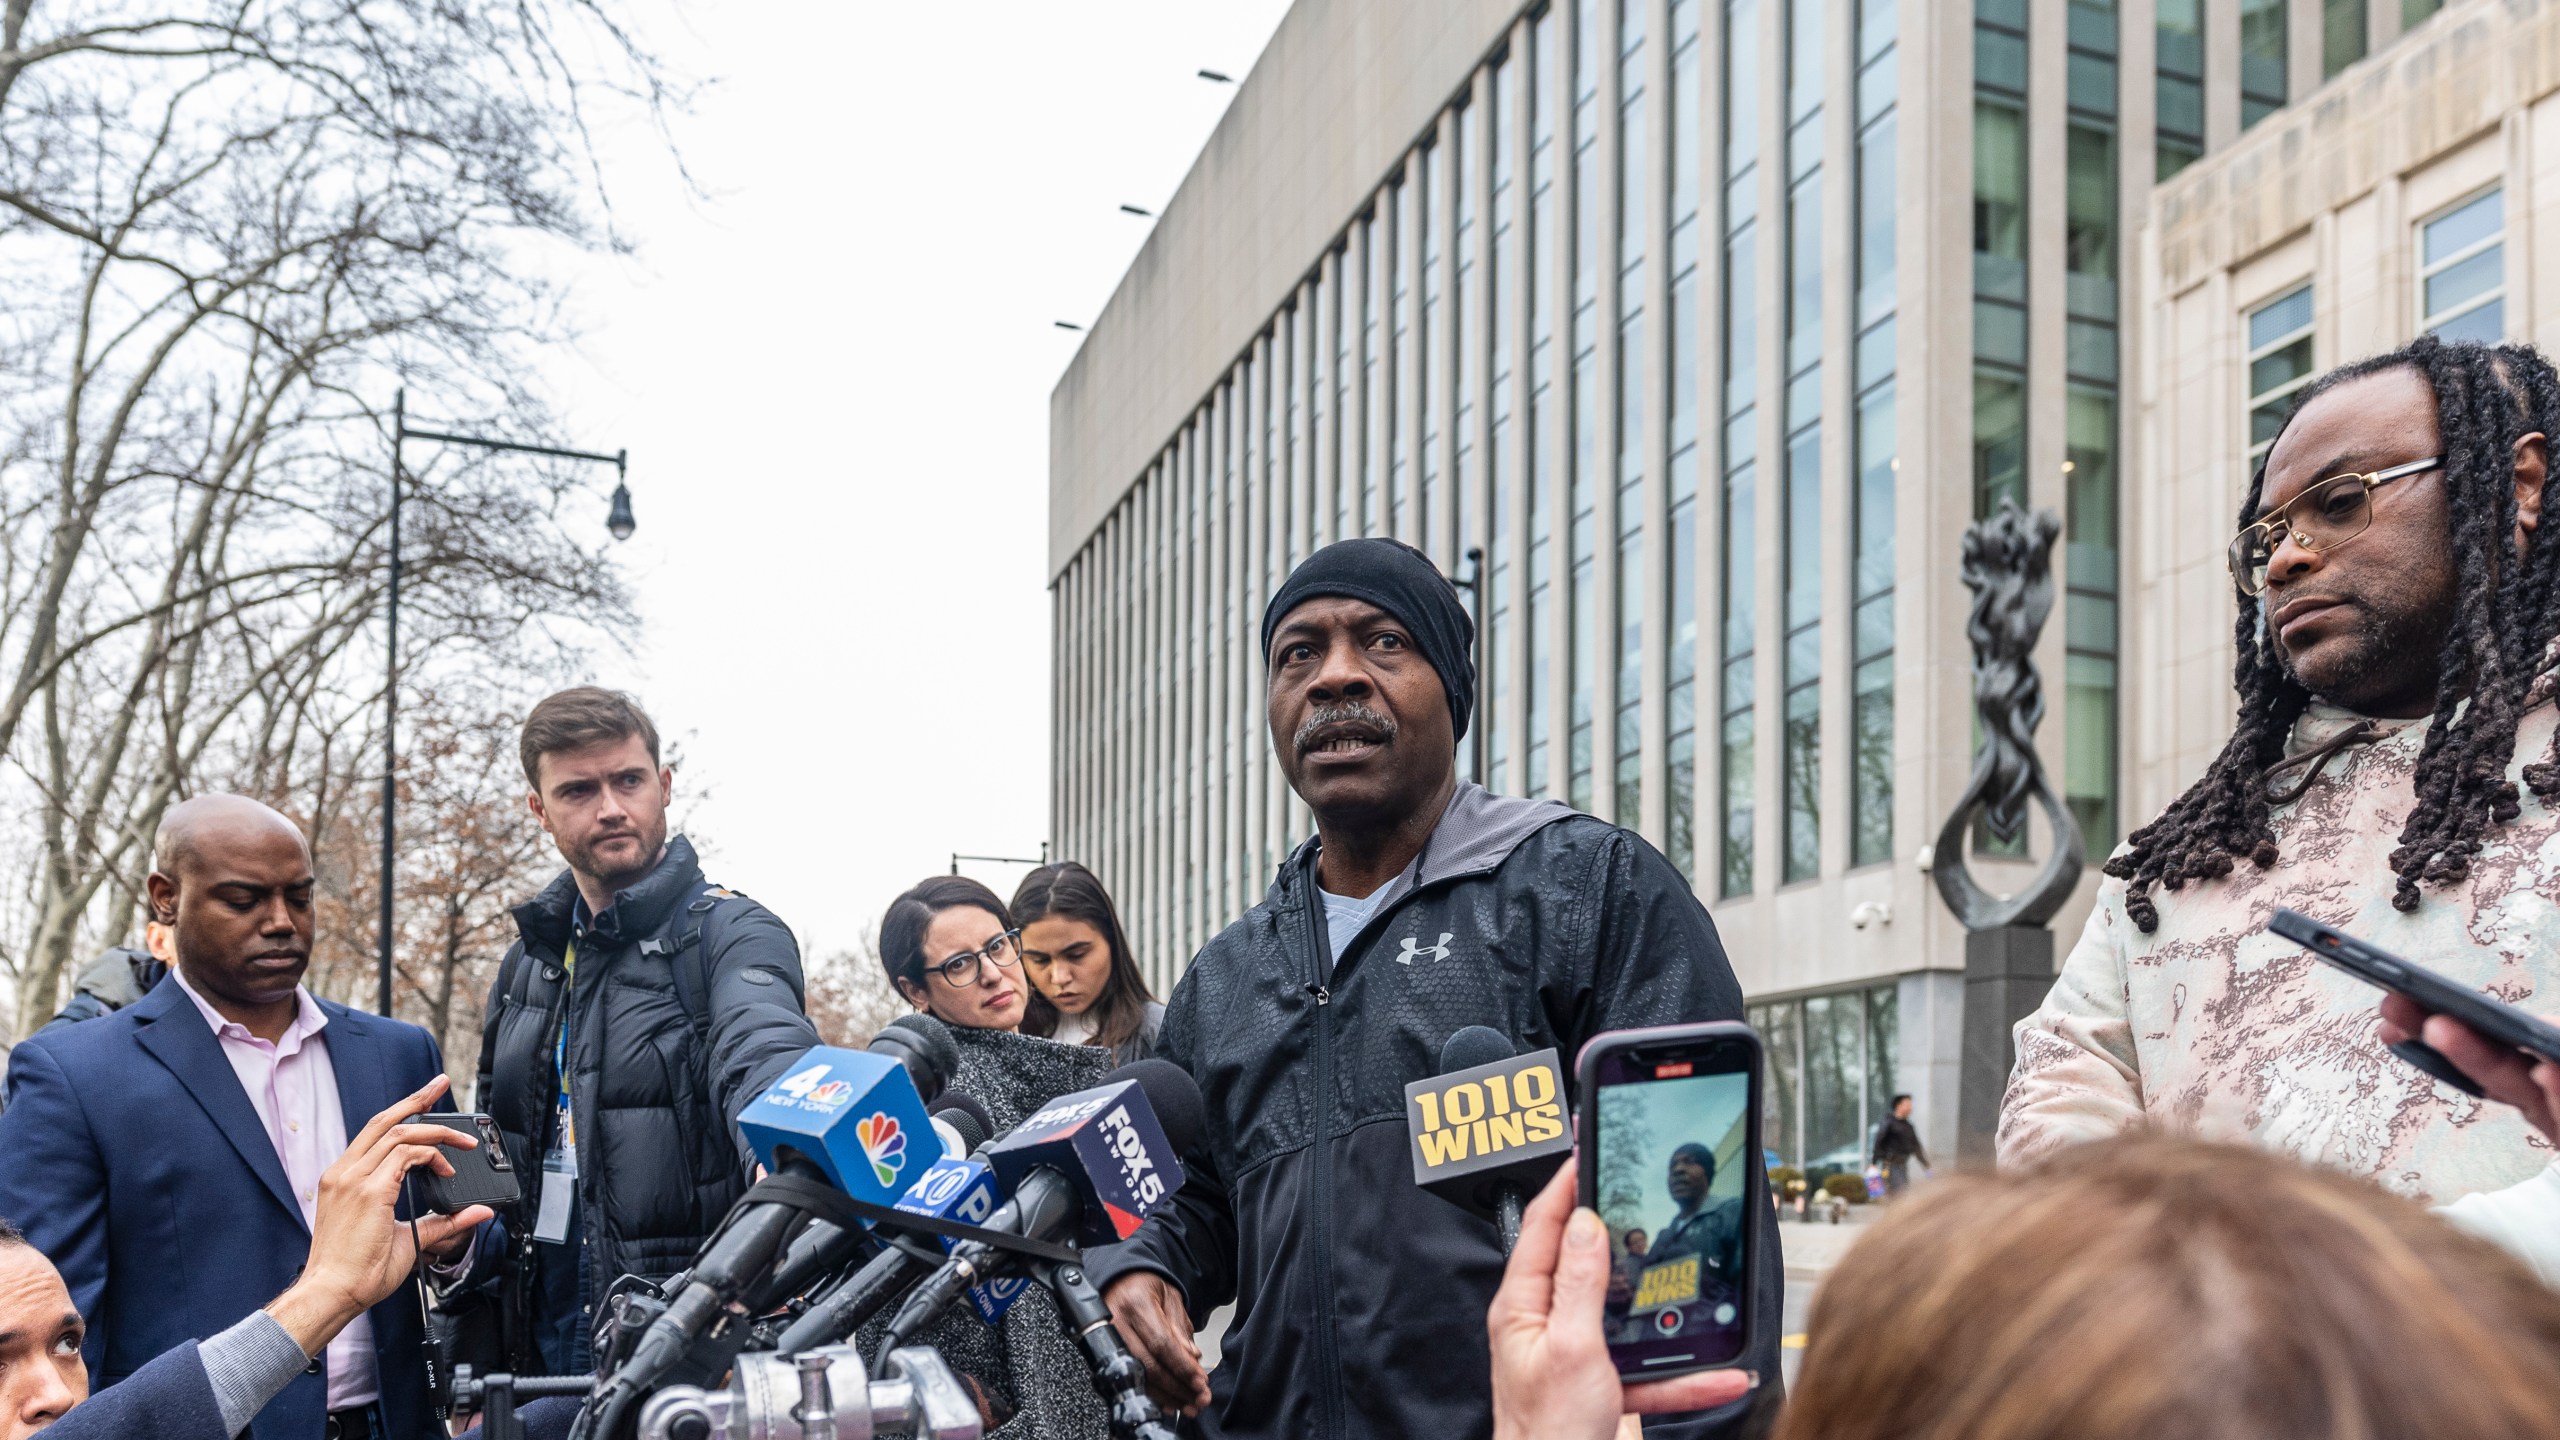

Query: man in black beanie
1091,538,1780,1440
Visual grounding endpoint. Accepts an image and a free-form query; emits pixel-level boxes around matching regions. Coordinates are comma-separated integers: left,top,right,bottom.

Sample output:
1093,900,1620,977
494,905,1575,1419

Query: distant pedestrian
1869,1094,1929,1196
1010,862,1164,1064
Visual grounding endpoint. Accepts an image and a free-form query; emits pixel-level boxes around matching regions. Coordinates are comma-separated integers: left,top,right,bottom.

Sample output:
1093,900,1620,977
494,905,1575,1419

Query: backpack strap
638,886,755,1049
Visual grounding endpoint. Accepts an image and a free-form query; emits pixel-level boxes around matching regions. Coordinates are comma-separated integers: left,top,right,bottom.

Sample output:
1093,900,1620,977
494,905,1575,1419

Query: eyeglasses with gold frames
2228,456,2443,596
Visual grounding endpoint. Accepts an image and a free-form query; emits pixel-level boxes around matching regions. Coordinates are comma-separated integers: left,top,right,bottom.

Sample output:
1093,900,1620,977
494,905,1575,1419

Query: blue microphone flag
894,1158,1034,1325
736,1046,938,1207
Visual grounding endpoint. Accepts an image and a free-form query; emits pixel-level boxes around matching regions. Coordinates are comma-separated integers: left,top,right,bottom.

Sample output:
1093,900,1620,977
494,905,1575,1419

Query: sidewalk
1776,1199,1888,1281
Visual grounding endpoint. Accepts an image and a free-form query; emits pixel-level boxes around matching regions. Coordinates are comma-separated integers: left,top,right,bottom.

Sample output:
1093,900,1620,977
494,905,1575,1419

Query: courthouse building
1047,0,2526,1169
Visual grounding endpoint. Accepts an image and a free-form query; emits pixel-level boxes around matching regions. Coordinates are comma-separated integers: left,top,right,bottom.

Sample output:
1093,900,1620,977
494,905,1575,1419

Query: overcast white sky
540,2,1294,959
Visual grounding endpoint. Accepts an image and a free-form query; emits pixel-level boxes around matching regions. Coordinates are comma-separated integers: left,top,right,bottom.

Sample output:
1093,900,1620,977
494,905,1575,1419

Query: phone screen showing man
1592,1057,1753,1373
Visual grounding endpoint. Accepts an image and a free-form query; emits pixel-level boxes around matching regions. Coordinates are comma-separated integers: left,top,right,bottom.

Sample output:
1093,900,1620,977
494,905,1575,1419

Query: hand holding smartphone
405,1112,521,1216
2267,908,2560,1098
1575,1021,1761,1380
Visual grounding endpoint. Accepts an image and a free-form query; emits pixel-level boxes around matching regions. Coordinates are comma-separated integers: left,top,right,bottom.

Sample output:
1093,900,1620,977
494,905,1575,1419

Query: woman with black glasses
881,874,1032,1031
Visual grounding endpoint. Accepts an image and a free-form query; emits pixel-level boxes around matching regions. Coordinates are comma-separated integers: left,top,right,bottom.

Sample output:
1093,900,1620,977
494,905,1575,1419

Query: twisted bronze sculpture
1932,500,2084,930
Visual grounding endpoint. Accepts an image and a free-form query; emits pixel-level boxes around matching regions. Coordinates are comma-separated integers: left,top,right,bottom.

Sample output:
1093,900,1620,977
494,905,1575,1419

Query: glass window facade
2421,188,2505,342
1781,0,1824,884
2157,0,2203,177
1490,56,1518,790
1457,100,1479,571
1721,0,1760,898
1569,0,1601,814
1614,0,1649,829
1975,0,2028,522
1420,144,1442,548
2246,284,2316,477
1750,983,1899,1173
1852,0,1898,871
2323,0,2367,79
2241,0,2287,126
2066,0,2121,859
1529,13,1560,800
1666,0,1703,880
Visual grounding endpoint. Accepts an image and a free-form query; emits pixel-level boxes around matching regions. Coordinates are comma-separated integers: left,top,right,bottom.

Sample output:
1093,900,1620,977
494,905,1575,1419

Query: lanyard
536,935,582,1245
553,936,577,1148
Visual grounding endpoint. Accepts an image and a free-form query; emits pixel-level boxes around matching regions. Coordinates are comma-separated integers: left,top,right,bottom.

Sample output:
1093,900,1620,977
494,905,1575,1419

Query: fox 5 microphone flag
982,1077,1187,1248
736,1046,939,1207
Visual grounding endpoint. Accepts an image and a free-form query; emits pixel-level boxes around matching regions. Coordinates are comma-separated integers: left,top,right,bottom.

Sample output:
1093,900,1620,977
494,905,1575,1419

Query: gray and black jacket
468,836,819,1358
1085,783,1783,1440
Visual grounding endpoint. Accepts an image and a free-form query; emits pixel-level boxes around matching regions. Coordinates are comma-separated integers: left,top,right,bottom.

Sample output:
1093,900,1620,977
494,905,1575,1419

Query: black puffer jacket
474,837,819,1312
1085,783,1783,1440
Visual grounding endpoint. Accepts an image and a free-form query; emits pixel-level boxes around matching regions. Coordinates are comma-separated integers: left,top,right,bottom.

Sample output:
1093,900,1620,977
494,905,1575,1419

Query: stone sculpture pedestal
1957,925,2055,1167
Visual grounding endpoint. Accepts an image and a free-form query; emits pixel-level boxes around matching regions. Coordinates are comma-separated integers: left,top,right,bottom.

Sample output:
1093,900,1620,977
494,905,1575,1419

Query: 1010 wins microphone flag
1405,1042,1572,1223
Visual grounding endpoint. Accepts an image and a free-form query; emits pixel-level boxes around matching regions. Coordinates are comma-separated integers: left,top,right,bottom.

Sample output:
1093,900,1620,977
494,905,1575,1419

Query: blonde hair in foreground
1773,1135,2560,1440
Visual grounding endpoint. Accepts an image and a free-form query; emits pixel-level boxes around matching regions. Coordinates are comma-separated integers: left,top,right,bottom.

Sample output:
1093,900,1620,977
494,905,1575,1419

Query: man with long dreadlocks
1999,335,2560,1202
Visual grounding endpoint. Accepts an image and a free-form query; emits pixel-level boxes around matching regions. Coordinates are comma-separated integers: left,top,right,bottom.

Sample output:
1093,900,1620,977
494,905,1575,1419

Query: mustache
1294,701,1398,757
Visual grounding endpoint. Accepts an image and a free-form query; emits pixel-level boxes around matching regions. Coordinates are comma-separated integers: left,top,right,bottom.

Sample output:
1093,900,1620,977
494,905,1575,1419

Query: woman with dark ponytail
1009,862,1164,1065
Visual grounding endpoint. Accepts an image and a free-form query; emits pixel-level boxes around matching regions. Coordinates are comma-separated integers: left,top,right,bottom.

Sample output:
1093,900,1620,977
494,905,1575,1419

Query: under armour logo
1396,932,1455,965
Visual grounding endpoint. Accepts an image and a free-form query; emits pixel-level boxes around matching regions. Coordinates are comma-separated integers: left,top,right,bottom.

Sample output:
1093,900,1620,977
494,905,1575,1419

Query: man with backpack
440,687,818,1375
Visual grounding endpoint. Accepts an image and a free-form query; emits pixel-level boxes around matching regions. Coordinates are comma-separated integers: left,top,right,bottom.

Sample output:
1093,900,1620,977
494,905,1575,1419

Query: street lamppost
949,845,1052,876
379,388,633,1017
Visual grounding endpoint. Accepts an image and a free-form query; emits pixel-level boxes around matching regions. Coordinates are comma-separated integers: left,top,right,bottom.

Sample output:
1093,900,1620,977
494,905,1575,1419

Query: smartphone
1576,1021,1760,1380
406,1112,522,1216
2267,908,2560,1097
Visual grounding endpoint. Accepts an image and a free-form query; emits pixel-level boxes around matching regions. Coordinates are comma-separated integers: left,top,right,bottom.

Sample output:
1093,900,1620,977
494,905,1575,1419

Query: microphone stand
1036,1259,1181,1440
451,1369,596,1440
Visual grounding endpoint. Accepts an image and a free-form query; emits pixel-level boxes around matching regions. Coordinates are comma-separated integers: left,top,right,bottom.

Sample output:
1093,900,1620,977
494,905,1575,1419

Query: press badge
535,1100,577,1244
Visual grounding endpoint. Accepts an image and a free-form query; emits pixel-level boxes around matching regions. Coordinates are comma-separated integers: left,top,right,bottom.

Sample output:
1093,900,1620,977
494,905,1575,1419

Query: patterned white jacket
2000,694,2560,1202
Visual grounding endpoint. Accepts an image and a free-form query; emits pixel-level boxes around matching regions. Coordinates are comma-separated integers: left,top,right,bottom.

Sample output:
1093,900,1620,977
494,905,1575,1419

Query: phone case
407,1113,522,1215
1574,1021,1762,1381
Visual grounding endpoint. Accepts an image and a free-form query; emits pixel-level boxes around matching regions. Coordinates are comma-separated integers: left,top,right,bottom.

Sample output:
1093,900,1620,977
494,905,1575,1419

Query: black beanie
1260,538,1477,741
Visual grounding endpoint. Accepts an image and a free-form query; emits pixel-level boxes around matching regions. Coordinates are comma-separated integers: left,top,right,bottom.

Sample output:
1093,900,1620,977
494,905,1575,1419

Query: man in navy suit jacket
0,794,475,1440
0,1081,549,1440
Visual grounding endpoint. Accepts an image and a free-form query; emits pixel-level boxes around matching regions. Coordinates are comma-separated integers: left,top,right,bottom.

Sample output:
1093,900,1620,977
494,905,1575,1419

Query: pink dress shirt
169,968,380,1412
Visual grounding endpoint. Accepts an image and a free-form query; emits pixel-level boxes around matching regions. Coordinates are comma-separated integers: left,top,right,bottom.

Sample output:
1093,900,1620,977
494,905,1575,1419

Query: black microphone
772,1237,942,1354
869,1012,960,1106
930,1092,994,1157
875,1059,1205,1356
1441,1025,1517,1076
577,1039,951,1440
750,1089,996,1319
1406,1026,1572,1254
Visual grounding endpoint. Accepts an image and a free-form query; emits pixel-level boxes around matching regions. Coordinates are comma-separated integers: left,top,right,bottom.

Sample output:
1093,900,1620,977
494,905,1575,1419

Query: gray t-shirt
1319,884,1387,971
